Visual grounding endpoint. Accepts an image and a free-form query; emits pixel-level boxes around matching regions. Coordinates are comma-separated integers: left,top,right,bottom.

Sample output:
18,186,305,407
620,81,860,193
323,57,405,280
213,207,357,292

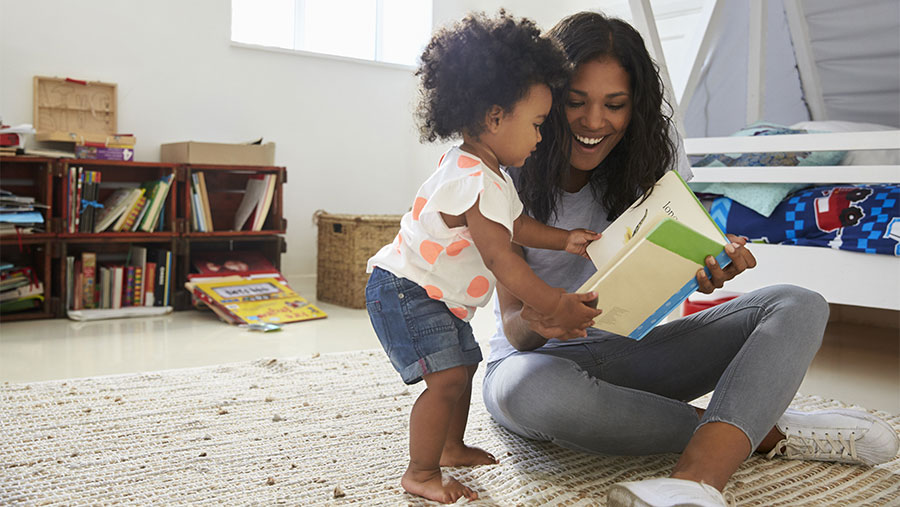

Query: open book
578,170,733,340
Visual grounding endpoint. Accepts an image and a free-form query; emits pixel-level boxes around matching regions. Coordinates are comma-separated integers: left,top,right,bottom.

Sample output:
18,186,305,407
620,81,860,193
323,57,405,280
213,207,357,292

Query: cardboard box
160,141,275,166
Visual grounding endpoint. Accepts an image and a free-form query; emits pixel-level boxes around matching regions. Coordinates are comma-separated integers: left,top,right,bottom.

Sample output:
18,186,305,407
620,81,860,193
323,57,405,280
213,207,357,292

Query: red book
143,262,156,306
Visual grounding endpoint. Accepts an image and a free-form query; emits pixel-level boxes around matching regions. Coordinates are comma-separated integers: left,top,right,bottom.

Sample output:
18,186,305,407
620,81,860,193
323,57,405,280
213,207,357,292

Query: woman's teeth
575,134,604,145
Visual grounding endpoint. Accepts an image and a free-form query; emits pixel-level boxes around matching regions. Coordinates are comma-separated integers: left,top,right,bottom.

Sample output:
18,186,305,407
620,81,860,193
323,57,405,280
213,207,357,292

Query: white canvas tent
631,0,900,137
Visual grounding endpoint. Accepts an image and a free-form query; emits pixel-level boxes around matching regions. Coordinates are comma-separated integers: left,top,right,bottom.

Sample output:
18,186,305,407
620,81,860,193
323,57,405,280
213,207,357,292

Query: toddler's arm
512,214,600,258
466,201,600,330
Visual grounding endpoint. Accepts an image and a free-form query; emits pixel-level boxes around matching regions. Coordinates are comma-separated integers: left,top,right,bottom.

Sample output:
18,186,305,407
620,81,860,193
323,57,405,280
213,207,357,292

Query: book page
586,171,726,271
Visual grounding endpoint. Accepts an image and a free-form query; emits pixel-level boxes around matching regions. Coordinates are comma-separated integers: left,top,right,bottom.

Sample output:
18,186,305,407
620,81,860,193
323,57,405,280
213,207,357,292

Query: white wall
0,0,705,281
1,0,431,282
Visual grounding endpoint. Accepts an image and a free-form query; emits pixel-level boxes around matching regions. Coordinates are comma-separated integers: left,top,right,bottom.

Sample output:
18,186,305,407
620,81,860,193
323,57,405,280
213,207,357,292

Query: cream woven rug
2,349,898,506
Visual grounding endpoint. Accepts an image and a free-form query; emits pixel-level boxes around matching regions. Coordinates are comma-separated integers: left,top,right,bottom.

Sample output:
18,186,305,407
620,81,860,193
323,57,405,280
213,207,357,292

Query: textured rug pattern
2,350,898,505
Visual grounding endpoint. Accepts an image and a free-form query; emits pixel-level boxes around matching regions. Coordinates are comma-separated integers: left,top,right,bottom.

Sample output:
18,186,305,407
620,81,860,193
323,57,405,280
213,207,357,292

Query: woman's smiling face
565,57,633,173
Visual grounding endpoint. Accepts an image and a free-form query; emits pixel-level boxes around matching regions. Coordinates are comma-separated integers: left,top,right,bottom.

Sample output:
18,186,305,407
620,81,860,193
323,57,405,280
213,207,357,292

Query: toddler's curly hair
415,10,571,143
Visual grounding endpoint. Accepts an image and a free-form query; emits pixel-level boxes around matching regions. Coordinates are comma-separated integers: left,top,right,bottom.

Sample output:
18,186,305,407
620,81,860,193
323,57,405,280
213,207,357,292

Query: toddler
365,11,602,504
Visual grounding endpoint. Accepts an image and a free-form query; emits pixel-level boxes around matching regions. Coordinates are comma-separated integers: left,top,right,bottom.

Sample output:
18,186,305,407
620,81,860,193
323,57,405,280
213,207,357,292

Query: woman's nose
583,104,607,131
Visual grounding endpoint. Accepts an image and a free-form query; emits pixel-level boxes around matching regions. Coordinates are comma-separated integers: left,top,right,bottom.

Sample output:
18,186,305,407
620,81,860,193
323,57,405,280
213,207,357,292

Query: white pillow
790,120,900,165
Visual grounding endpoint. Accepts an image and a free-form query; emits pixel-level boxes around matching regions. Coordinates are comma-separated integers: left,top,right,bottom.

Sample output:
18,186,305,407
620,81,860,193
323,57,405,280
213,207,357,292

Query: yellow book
191,277,327,325
578,171,732,339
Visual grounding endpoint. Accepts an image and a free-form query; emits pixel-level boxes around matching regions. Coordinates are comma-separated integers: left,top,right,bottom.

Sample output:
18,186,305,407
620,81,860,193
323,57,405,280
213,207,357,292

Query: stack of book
186,251,326,325
85,173,174,233
0,189,46,235
233,174,276,231
189,172,214,232
0,264,44,313
74,135,136,162
66,245,172,312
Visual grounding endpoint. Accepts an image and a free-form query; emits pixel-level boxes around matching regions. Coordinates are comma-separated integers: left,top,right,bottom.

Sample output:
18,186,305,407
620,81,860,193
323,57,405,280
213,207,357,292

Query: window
231,0,433,67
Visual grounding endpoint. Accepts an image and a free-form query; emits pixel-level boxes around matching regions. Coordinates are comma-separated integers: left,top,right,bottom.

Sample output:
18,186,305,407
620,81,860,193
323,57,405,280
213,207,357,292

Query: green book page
646,218,726,265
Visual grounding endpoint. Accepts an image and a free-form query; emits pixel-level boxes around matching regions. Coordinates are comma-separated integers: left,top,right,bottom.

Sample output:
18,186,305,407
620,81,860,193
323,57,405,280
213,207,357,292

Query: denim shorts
365,267,482,384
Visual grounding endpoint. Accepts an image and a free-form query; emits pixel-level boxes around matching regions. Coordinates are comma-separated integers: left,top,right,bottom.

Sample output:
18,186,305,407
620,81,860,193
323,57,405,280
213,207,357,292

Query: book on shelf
191,250,279,277
197,172,214,232
94,188,135,232
81,252,97,309
0,294,43,313
116,194,147,232
233,174,275,231
0,280,43,302
190,172,213,232
111,188,145,232
138,174,173,232
578,170,732,340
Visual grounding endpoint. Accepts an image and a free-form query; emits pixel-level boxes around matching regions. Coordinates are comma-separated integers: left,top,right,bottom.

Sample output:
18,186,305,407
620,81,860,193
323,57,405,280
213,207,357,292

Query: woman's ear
484,105,504,134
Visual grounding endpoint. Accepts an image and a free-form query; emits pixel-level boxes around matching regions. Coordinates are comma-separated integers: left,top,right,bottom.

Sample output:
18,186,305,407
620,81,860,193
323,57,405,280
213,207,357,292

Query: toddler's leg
440,364,498,467
403,365,478,504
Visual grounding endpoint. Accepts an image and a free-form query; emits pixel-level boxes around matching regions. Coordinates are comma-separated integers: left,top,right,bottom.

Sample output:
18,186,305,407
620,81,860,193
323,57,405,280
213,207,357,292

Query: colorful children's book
189,277,327,325
578,170,733,339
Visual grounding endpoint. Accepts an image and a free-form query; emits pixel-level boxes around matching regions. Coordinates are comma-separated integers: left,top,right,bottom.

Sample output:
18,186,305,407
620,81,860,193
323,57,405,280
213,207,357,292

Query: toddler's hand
545,291,602,333
566,229,602,259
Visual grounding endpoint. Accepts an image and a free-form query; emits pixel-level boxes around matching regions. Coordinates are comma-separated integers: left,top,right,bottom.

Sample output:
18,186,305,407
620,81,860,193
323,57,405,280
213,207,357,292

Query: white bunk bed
684,131,900,311
627,0,900,312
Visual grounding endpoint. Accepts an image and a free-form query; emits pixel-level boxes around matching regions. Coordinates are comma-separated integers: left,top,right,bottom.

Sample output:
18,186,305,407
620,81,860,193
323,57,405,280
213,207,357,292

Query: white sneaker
768,408,900,466
607,477,729,507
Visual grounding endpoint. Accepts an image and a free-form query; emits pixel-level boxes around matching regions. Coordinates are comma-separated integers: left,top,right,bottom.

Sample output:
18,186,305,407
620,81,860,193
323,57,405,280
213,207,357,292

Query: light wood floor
1,277,897,414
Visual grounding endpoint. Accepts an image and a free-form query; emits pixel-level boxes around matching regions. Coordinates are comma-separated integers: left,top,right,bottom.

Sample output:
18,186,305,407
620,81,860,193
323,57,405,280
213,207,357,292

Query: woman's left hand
696,234,757,294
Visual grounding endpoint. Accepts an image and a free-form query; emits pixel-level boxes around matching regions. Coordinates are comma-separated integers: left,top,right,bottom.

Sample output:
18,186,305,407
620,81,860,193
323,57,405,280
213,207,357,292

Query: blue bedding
708,184,900,256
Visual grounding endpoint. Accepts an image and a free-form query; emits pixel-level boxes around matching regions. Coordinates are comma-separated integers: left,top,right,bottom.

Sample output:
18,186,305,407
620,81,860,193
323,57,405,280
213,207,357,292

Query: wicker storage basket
314,211,402,308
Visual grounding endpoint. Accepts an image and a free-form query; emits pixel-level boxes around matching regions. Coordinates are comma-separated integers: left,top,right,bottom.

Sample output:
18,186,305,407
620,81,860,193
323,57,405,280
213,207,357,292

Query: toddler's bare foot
440,443,499,467
401,466,477,504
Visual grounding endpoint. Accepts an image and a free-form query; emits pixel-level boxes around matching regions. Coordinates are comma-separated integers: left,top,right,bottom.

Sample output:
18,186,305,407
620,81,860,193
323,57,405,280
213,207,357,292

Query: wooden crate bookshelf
182,165,286,236
0,156,287,319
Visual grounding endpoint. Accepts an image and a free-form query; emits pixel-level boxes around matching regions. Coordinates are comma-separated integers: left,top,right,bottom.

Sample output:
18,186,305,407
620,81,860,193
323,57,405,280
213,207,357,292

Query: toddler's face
492,83,553,168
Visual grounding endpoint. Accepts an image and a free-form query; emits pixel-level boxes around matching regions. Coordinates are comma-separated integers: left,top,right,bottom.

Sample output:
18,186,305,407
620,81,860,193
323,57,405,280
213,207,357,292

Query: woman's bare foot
401,466,478,504
440,442,499,467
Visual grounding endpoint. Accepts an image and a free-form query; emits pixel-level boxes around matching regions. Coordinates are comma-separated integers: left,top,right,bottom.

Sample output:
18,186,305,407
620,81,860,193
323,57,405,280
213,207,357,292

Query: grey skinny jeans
482,284,829,455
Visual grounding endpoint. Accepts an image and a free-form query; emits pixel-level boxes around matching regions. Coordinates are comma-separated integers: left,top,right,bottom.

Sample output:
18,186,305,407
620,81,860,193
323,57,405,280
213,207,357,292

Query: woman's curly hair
517,11,678,223
415,10,571,143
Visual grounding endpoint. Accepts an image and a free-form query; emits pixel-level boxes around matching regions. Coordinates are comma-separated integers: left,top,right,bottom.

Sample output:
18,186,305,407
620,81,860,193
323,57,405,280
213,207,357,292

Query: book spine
73,260,83,311
112,266,123,309
75,167,84,232
132,266,143,306
124,266,135,307
628,249,734,340
81,252,96,309
66,256,74,309
164,251,172,306
121,196,147,231
144,262,156,306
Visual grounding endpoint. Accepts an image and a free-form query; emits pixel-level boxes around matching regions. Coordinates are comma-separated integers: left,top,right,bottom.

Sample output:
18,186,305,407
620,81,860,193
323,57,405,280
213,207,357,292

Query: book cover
197,172,214,232
139,174,173,232
251,175,277,231
0,294,43,313
94,188,135,233
233,174,268,231
578,170,733,340
191,277,327,325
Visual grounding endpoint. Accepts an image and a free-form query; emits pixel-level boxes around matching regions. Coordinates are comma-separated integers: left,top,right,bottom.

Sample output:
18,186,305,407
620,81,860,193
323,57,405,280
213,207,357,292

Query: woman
482,11,898,507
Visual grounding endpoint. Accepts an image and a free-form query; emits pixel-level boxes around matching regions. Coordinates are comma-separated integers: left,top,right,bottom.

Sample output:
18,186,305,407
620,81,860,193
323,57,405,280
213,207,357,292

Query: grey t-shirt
487,176,619,362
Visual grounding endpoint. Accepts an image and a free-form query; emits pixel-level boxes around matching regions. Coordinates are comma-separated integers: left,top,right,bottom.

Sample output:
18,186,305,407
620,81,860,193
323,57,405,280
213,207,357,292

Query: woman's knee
764,284,829,349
